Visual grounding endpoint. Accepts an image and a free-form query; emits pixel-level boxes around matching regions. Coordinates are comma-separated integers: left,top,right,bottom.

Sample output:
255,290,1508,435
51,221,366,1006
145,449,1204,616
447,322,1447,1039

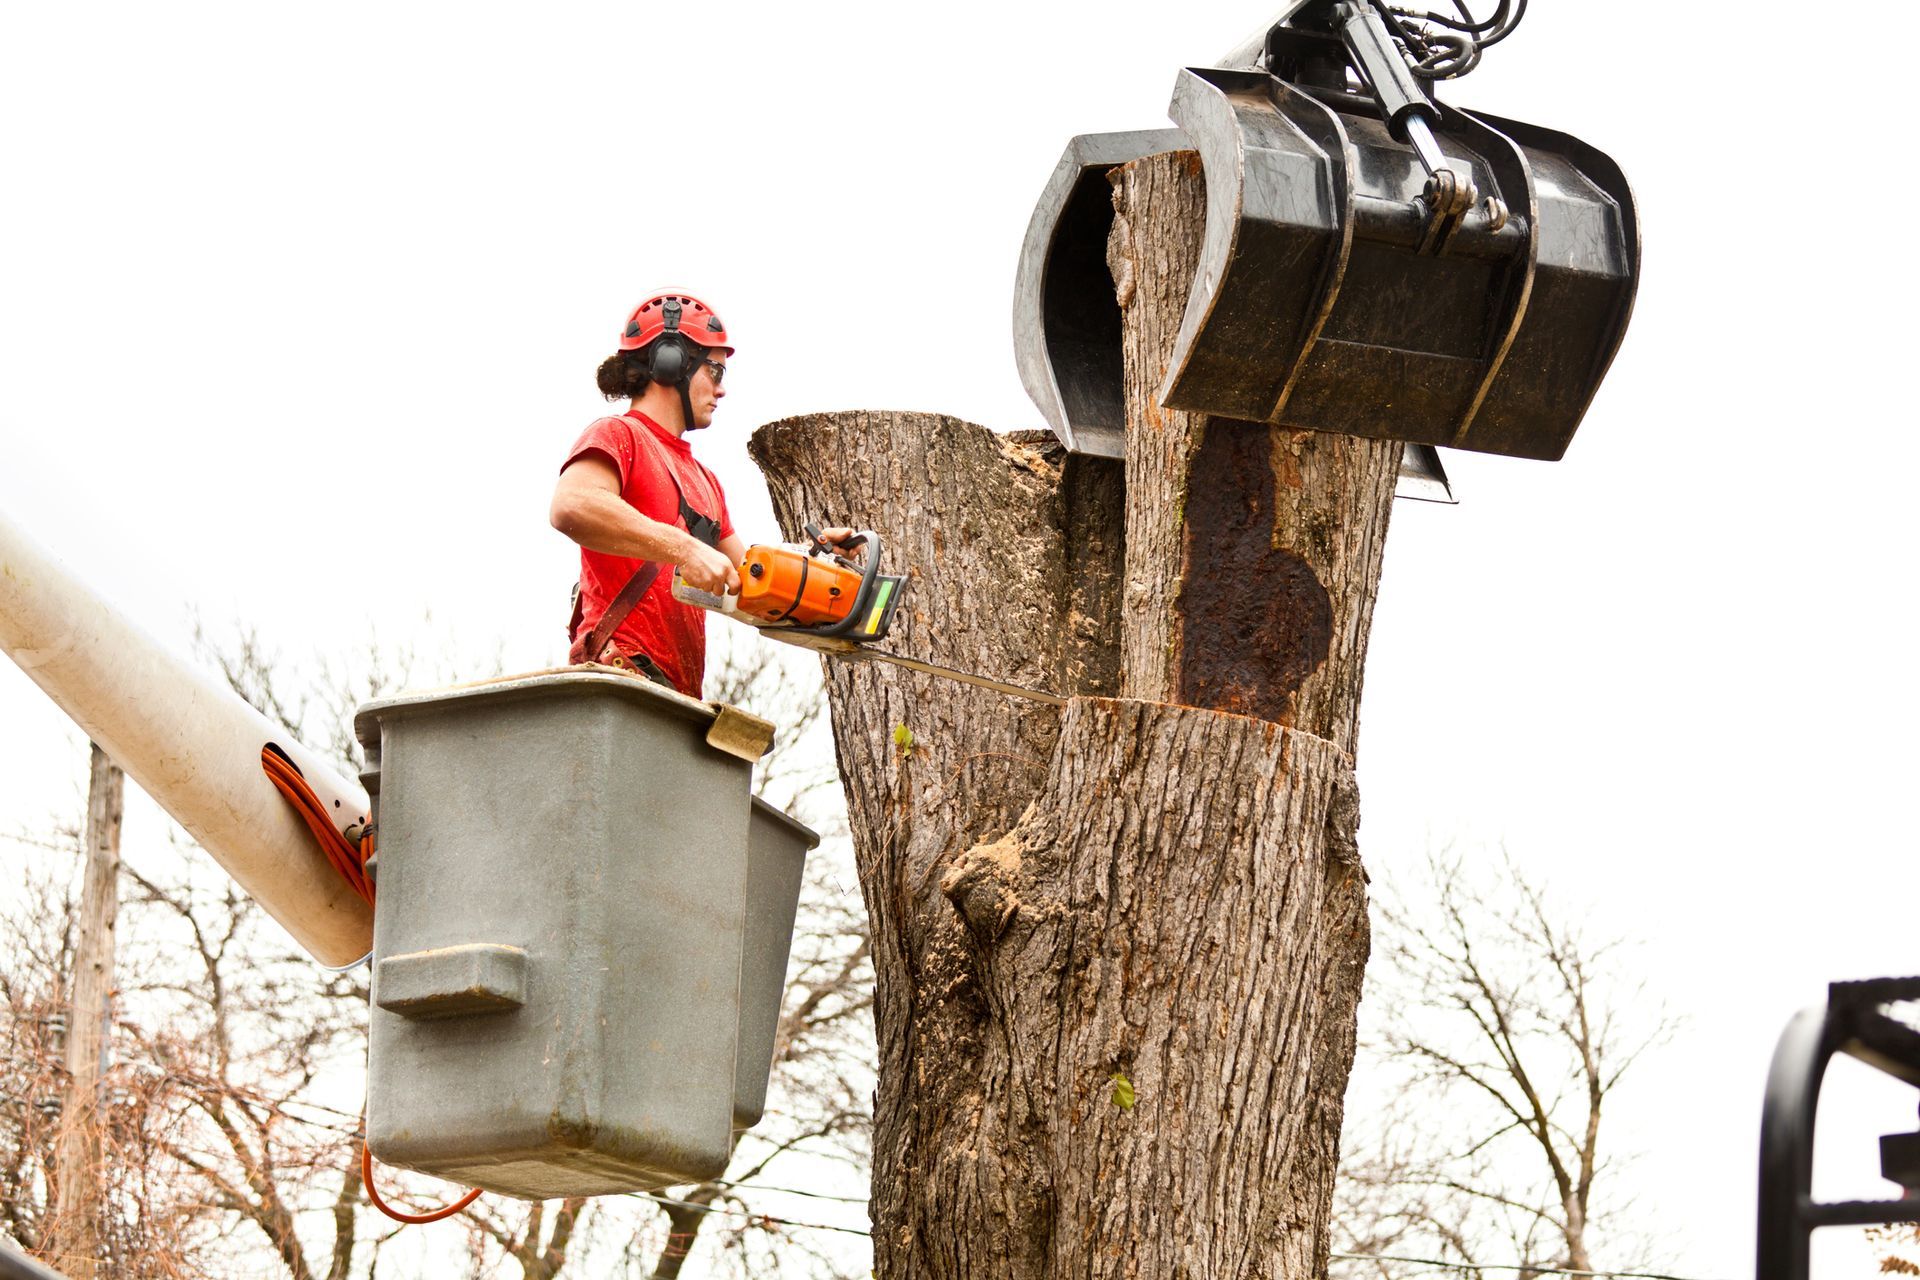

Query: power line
614,1194,1723,1280
1331,1252,1726,1280
627,1191,871,1239
706,1176,869,1206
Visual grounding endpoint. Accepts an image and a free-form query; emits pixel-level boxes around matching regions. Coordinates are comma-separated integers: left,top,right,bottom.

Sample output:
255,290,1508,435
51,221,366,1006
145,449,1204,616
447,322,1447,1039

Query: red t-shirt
563,412,734,697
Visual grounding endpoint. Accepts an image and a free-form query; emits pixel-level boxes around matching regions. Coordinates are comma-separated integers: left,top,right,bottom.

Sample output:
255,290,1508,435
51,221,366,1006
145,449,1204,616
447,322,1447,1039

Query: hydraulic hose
262,750,485,1227
261,746,374,905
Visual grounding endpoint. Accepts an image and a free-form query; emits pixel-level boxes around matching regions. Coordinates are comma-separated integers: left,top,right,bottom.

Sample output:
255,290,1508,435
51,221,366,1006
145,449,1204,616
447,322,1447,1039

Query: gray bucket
353,669,817,1200
736,797,815,1131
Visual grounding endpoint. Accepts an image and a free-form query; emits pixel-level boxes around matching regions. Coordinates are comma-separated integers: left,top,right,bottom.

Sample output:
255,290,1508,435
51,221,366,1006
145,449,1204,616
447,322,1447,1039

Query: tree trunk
749,150,1394,1280
519,1197,586,1280
1109,152,1401,747
648,1184,719,1279
325,1156,362,1280
49,744,122,1280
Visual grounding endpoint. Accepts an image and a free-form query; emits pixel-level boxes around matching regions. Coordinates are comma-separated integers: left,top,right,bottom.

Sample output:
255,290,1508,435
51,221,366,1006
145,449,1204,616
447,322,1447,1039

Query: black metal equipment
1013,0,1639,472
1757,977,1920,1280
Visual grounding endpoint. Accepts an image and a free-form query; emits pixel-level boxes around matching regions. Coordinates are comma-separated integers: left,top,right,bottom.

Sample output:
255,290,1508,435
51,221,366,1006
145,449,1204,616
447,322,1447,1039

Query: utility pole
48,744,123,1280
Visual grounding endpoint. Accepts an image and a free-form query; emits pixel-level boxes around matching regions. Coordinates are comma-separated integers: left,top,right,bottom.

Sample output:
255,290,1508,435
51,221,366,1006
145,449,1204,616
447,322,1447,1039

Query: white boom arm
0,509,375,965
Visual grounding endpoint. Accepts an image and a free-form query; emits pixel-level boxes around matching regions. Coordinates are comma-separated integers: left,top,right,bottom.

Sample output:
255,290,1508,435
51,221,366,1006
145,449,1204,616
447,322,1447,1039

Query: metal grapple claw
1013,63,1639,468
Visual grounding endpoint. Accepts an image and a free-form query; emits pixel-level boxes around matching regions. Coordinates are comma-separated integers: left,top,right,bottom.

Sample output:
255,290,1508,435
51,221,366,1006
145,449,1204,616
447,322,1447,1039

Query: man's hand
816,526,865,562
679,536,742,595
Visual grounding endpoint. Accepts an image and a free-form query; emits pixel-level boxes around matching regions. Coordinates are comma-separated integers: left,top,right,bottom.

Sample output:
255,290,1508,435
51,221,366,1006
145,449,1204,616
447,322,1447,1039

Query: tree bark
749,150,1393,1280
1109,152,1401,749
49,744,122,1280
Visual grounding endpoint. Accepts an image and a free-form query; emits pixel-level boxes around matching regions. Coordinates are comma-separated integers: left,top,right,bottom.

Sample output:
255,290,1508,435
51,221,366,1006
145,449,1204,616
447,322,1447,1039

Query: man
551,290,850,697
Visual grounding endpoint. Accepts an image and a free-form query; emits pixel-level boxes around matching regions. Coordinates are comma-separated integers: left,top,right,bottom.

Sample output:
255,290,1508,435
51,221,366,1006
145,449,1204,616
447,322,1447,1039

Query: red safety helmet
617,291,732,354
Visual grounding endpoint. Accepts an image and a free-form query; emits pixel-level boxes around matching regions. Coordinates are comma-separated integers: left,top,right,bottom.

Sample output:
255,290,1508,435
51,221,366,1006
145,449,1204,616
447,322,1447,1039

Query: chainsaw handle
804,521,869,568
803,530,886,640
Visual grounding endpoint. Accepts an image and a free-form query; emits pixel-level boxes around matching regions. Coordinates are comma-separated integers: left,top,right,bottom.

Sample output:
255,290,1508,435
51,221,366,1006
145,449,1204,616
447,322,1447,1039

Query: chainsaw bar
755,627,1068,707
674,565,1067,706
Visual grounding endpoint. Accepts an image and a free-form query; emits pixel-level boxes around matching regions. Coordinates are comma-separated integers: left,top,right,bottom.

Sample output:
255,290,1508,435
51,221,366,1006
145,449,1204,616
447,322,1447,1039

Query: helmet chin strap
675,377,697,433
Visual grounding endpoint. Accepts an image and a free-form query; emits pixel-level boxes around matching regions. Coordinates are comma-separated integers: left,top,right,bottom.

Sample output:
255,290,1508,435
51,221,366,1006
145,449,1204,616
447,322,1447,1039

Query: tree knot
941,835,1026,945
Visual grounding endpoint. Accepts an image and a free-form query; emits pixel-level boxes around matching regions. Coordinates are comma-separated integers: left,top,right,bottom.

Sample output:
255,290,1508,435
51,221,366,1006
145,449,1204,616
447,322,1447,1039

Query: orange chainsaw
672,523,1064,705
740,524,905,640
671,522,903,641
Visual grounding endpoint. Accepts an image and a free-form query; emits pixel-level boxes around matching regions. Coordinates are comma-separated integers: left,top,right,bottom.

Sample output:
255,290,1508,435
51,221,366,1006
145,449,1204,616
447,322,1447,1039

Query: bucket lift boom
0,510,374,967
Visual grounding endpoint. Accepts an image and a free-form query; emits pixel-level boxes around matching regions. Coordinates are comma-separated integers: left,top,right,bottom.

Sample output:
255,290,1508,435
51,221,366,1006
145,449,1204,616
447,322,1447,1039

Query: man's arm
550,456,740,594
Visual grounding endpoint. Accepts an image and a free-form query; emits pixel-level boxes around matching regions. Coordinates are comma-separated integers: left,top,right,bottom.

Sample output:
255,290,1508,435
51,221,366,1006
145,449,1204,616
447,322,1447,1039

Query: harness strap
572,560,663,667
676,485,723,550
627,414,724,551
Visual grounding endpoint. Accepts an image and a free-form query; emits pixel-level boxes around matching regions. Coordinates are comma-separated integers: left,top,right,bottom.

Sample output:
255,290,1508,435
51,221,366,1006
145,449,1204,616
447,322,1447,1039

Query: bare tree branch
1334,847,1678,1280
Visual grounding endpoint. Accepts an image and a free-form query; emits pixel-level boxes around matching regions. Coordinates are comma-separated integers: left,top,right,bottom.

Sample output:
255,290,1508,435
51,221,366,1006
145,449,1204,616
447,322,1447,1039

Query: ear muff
646,335,691,385
644,297,693,385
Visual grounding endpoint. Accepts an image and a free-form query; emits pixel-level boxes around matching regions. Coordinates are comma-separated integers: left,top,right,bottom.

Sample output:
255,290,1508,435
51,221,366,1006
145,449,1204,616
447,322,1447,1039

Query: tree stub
748,147,1397,1280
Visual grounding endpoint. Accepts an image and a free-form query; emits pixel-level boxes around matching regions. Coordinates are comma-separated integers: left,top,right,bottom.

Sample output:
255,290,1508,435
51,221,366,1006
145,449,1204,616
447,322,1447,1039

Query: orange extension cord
260,745,375,906
260,745,484,1226
360,1145,483,1224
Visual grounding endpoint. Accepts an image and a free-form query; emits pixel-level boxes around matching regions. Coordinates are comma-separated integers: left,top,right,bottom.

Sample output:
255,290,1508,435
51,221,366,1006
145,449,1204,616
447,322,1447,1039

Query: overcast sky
3,2,1915,1276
